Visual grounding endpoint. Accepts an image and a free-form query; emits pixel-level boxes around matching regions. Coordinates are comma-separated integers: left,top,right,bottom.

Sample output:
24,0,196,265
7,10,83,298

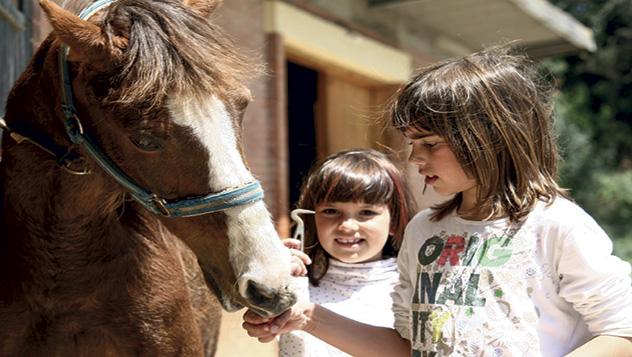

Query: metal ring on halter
60,162,92,176
58,148,91,175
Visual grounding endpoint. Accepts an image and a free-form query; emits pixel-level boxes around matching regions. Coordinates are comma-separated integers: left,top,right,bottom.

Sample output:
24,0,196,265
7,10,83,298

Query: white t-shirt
279,257,399,356
393,197,632,356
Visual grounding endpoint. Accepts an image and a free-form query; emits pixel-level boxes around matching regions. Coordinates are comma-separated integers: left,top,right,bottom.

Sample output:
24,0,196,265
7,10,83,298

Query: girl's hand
242,302,314,343
282,238,311,277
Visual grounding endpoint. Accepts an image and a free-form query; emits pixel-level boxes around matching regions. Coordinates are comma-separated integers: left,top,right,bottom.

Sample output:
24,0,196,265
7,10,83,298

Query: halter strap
0,117,89,175
52,0,264,217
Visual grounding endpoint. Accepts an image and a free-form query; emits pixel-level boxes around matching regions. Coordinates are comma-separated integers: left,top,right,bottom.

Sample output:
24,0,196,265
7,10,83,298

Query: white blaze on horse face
168,96,292,297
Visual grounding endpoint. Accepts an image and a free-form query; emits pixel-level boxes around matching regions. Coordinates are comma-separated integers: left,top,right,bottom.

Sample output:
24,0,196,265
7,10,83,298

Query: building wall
214,0,288,232
0,0,32,117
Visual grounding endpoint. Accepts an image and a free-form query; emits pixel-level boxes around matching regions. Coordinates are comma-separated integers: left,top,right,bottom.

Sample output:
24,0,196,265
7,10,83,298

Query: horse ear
184,0,222,17
39,0,108,62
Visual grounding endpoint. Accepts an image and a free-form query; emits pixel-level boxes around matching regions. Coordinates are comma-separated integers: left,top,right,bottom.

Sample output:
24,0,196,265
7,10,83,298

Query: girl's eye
409,139,443,149
320,208,338,215
360,209,378,216
129,132,164,152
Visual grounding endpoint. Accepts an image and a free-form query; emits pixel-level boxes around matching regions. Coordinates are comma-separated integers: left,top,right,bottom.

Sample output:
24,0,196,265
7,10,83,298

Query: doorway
287,61,319,208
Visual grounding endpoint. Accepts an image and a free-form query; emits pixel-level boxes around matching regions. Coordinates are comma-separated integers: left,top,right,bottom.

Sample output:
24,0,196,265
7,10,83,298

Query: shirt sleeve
556,214,632,337
391,224,415,341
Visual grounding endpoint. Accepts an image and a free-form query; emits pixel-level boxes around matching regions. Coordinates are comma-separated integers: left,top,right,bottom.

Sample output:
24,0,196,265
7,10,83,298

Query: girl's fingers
243,322,272,339
243,309,270,324
294,250,312,265
290,260,307,277
242,308,293,341
282,238,311,265
284,238,312,277
290,251,311,276
282,238,302,250
242,306,310,343
242,319,274,339
270,308,292,332
287,248,311,265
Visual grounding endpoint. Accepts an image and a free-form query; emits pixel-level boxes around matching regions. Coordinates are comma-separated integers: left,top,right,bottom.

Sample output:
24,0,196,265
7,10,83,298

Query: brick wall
214,0,288,235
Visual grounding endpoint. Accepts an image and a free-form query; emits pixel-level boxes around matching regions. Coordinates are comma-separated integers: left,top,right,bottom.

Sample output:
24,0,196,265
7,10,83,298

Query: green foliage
546,0,632,262
613,235,632,264
554,93,632,263
593,171,632,236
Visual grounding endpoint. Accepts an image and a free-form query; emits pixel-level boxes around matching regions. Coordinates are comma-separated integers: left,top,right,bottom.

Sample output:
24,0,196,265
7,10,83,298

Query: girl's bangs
393,74,460,138
317,166,393,205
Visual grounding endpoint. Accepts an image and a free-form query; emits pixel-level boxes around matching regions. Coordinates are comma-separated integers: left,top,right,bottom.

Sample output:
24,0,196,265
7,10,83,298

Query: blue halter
56,0,264,217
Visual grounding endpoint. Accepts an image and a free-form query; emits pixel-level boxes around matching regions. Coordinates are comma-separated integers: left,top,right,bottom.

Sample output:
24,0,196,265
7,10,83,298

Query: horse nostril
245,280,297,317
246,280,275,303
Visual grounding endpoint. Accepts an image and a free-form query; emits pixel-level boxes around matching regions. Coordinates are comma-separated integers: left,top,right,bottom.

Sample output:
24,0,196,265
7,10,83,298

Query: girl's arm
305,304,410,356
553,204,632,354
565,335,632,357
242,303,410,356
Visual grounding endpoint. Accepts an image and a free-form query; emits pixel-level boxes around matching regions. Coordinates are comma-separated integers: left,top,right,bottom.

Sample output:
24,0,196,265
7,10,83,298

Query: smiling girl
278,148,415,356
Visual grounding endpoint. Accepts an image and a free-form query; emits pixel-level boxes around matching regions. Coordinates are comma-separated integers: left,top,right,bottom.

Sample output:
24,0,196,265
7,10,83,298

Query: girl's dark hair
296,149,416,286
390,45,568,222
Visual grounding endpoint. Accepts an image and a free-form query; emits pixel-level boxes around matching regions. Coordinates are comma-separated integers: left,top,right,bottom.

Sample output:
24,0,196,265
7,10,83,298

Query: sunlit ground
217,310,278,357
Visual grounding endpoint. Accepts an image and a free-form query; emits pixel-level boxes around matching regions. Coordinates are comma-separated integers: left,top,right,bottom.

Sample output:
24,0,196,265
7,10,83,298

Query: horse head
37,0,295,317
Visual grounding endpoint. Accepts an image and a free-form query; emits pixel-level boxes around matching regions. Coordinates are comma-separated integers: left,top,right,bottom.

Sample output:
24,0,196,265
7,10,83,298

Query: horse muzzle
202,269,297,317
243,279,297,318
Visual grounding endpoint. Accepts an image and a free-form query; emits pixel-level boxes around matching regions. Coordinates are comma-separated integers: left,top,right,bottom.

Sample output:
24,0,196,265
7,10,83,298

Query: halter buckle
151,194,171,217
62,111,85,144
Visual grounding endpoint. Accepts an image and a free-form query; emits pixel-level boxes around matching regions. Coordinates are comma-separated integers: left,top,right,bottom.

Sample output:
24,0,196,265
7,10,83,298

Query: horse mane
62,0,258,109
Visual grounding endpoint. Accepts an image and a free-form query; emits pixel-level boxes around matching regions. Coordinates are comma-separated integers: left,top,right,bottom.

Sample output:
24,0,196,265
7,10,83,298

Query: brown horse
0,0,296,355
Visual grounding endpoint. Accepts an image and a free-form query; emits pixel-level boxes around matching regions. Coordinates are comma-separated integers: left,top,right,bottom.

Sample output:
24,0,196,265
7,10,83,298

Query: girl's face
314,201,391,264
405,128,478,210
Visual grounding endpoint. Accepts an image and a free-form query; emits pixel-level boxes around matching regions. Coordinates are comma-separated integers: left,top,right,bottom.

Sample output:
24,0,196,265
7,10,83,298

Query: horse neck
1,144,156,290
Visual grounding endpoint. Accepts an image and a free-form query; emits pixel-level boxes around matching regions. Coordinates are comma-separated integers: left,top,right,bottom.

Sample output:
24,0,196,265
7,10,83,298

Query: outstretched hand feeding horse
0,0,296,355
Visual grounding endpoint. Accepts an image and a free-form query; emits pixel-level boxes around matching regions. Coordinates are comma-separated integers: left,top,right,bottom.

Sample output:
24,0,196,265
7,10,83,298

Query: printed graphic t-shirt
392,197,632,357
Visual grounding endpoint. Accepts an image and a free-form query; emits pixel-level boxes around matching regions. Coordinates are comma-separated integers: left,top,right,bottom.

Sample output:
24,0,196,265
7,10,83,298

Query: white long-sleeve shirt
393,197,632,356
280,257,399,356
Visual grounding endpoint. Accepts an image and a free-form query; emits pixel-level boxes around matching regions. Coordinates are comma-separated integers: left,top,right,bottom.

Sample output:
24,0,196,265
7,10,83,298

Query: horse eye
129,133,164,152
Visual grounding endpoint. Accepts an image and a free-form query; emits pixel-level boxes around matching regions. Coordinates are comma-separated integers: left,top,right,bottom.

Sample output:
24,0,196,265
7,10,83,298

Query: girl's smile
335,238,362,246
